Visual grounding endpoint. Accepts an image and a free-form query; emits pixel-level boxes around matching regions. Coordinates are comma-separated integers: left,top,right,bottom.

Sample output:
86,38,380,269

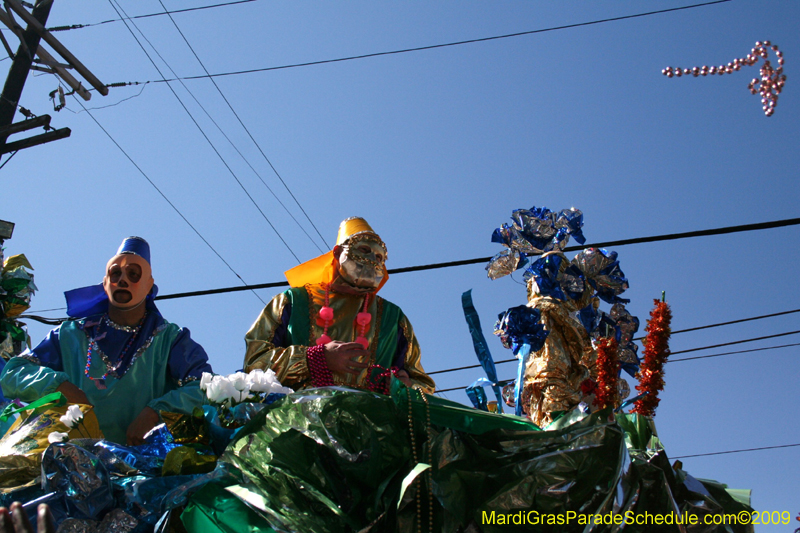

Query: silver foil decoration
618,347,639,366
610,303,639,345
486,249,521,280
56,509,138,533
571,248,629,301
617,379,630,401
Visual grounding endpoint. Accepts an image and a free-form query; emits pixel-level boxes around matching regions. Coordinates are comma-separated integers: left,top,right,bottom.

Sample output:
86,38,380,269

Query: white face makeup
103,254,154,309
337,237,386,290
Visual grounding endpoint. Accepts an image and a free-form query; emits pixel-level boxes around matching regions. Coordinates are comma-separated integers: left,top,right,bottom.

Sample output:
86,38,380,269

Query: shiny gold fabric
160,409,209,445
0,454,40,492
522,296,596,427
244,284,435,393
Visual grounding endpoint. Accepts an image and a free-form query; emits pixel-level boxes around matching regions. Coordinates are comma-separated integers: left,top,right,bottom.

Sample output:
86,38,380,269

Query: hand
126,406,160,446
0,502,55,533
55,382,91,406
393,369,413,388
323,341,369,376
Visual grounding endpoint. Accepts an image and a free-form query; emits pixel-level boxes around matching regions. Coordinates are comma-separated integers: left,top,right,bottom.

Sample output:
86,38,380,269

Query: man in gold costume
244,217,434,393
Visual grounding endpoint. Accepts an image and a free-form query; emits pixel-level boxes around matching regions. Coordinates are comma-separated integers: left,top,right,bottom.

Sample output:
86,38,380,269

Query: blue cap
117,236,150,265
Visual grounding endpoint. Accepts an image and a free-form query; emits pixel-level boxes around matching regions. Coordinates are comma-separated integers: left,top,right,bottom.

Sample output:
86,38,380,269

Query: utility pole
0,0,107,156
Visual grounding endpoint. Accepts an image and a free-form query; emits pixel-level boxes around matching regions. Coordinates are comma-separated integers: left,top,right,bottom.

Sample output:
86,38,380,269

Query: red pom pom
316,334,332,345
356,336,369,349
356,312,371,326
319,306,334,322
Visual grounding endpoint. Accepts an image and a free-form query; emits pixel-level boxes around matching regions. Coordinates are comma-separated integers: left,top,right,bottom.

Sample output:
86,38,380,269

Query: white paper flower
246,369,271,393
59,405,84,429
205,375,237,403
271,383,294,395
247,368,293,395
204,369,292,406
199,372,214,391
48,431,69,443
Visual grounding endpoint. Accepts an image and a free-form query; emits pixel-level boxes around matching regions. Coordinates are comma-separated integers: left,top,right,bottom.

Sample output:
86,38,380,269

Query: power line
669,330,800,355
125,0,732,85
634,308,800,341
108,0,302,263
431,335,800,385
0,150,18,170
159,0,328,252
149,216,800,300
45,0,258,31
115,2,324,256
671,442,800,459
73,96,264,304
669,342,800,363
389,217,800,276
23,218,800,308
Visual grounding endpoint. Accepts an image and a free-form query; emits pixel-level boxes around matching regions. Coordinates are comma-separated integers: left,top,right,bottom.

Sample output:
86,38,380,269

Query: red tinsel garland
631,299,672,417
593,337,619,409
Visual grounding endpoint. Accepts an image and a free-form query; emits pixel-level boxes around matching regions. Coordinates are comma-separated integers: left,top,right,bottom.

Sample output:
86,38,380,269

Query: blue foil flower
571,248,630,304
488,206,586,280
494,305,548,355
524,255,565,301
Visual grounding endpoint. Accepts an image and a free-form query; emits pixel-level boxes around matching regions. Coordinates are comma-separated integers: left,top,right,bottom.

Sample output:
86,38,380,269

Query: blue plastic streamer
513,344,532,417
616,392,648,412
465,379,490,411
461,290,503,413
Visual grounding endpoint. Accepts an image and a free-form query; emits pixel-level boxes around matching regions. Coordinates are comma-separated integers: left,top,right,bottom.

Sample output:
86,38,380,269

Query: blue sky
2,0,798,527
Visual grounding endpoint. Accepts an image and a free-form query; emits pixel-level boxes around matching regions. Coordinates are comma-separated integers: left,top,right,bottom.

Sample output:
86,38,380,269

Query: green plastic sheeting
187,385,753,533
181,483,276,533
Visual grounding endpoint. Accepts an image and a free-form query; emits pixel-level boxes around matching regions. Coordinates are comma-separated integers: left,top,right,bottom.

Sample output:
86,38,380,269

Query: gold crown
336,217,382,247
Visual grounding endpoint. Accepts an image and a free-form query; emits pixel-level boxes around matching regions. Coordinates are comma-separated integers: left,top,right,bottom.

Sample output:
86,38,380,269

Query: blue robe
0,311,211,444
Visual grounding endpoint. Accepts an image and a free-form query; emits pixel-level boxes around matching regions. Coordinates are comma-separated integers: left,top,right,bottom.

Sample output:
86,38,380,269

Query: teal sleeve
147,381,207,415
0,356,71,402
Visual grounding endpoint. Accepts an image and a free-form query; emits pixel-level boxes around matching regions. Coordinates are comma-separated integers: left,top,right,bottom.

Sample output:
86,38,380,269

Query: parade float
0,209,754,533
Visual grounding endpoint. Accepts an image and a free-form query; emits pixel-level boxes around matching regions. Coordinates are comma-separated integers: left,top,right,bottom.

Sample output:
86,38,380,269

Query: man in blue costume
0,237,212,445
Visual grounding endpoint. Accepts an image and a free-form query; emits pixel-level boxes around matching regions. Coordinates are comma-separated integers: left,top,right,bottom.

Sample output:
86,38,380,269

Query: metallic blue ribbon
514,343,532,417
461,290,503,413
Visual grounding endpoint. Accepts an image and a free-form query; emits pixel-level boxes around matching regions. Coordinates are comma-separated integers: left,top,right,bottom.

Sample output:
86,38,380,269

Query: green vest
285,287,403,382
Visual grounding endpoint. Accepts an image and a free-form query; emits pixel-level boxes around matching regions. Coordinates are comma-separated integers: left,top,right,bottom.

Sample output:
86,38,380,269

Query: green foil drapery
201,384,752,533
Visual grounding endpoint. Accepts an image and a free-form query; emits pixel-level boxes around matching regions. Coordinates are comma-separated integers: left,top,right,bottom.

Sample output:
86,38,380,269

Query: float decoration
493,305,549,416
487,206,637,426
486,206,585,280
593,337,620,410
199,369,292,429
631,298,672,417
461,289,503,413
0,253,36,362
662,40,786,116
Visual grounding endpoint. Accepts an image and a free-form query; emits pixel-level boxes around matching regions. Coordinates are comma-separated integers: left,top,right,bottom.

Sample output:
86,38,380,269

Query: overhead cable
123,0,732,85
634,308,800,341
72,96,264,304
46,0,258,31
431,335,799,383
151,217,800,300
159,1,328,252
0,150,18,170
669,330,800,355
671,442,800,459
108,0,301,264
668,342,800,363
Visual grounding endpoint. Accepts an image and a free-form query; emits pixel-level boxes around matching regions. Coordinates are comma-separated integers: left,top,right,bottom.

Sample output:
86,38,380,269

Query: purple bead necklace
84,311,147,389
